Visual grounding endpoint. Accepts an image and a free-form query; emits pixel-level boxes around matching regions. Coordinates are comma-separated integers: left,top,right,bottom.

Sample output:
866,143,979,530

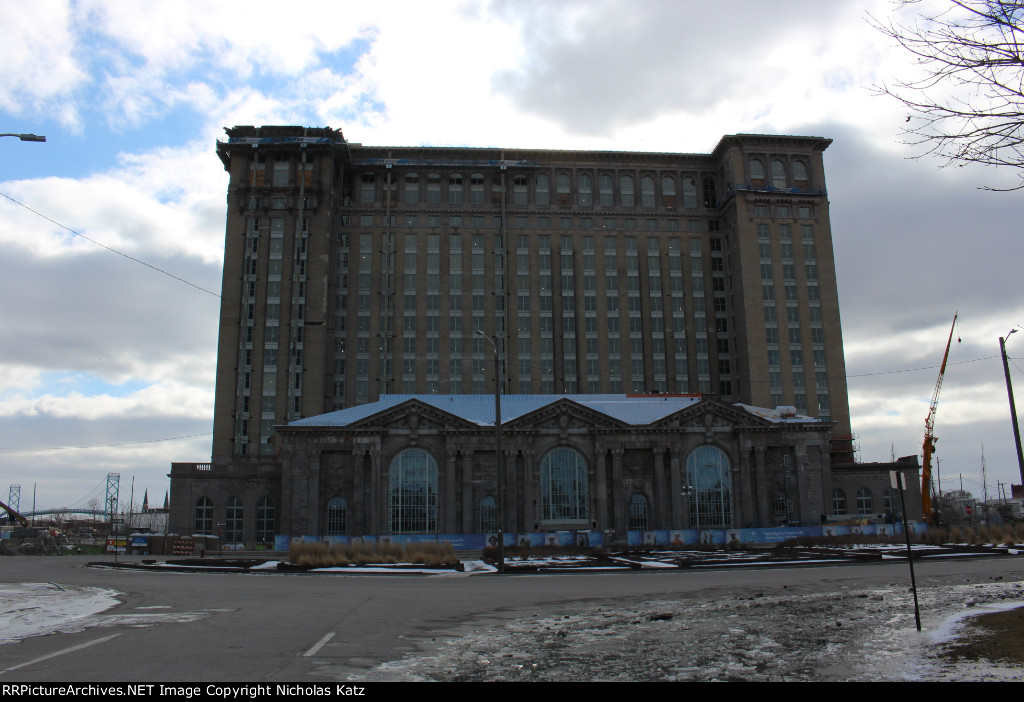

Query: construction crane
922,313,959,522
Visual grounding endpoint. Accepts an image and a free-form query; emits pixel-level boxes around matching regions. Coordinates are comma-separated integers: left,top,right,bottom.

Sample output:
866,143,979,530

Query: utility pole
999,331,1024,485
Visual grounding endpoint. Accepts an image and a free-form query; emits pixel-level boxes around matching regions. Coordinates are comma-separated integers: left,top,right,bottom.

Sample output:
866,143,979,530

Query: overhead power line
0,432,211,452
0,191,221,298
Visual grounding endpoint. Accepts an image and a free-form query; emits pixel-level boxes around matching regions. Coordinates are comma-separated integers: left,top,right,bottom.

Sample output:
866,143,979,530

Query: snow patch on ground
0,583,235,646
0,583,121,644
344,580,1024,682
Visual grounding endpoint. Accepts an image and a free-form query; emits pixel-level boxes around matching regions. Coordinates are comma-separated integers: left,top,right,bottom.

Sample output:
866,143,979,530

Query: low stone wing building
171,394,919,548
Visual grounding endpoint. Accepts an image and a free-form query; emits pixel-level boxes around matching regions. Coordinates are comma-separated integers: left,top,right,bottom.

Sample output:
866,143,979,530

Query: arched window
448,173,464,204
856,488,874,515
540,447,589,522
470,173,485,204
426,173,441,204
326,496,347,536
389,448,438,534
556,173,571,206
661,176,676,208
256,497,275,544
684,445,733,529
194,497,212,535
404,172,419,204
578,173,592,206
620,175,635,207
599,174,614,206
750,159,766,187
770,160,787,189
682,178,698,209
793,161,809,189
512,174,528,205
702,177,717,208
480,496,497,534
629,493,648,530
832,488,847,515
641,176,656,207
226,497,243,543
536,174,550,206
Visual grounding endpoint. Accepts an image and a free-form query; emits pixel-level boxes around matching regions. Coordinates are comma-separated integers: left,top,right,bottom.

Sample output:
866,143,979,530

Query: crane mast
922,313,958,521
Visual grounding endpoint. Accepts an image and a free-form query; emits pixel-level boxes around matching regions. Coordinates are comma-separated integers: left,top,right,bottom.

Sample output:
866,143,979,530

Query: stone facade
170,125,881,545
206,127,852,475
172,396,915,545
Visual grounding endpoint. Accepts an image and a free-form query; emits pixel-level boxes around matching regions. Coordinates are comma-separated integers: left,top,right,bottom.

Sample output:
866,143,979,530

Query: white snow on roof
289,394,822,428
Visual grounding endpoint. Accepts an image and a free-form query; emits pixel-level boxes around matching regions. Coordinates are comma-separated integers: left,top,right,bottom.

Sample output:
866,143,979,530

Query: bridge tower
7,485,20,514
105,473,119,521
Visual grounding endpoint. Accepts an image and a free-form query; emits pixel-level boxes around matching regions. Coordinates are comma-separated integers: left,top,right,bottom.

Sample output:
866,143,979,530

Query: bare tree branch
869,0,1024,189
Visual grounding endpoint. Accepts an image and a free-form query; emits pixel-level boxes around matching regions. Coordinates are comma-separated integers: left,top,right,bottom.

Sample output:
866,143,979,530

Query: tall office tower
210,126,851,470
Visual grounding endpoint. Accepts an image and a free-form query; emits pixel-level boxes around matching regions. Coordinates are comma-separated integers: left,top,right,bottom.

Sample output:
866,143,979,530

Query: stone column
504,448,518,536
522,449,535,535
653,447,666,529
819,443,833,519
445,446,458,534
739,445,754,527
352,450,365,535
306,448,321,537
369,448,382,537
794,445,808,523
462,451,474,534
611,447,625,538
670,448,683,529
594,446,608,532
754,446,768,526
280,446,294,537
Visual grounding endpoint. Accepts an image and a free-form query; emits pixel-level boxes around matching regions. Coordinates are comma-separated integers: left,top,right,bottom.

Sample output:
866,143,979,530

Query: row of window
747,158,811,190
832,487,902,516
204,445,740,536
193,496,275,544
386,446,735,533
359,172,718,209
354,214,711,232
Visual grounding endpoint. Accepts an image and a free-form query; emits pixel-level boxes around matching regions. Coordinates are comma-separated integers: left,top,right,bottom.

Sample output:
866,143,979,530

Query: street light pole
473,333,505,573
999,330,1024,485
0,133,46,142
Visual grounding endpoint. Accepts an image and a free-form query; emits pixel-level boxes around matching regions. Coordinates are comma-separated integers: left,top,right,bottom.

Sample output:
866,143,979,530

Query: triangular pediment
504,397,628,431
651,398,772,430
345,398,479,432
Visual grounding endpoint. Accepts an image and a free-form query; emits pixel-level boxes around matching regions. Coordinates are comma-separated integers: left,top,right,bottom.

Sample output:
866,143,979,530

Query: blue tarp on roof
287,394,822,428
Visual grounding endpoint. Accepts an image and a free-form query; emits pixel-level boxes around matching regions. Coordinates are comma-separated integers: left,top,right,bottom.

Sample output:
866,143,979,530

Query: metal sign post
892,471,922,631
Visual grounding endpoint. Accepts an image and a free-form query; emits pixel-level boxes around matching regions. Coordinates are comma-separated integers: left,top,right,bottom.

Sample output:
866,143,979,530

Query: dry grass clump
289,540,457,567
918,523,1024,546
405,542,458,566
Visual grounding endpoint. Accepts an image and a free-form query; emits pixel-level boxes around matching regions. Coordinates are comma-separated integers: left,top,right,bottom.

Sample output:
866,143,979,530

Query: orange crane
922,313,958,522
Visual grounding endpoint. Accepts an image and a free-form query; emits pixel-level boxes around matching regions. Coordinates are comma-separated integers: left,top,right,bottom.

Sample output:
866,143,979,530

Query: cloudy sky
1,0,1022,516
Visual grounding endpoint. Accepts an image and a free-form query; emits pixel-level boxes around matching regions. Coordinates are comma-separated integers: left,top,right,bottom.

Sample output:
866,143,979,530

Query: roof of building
287,394,822,428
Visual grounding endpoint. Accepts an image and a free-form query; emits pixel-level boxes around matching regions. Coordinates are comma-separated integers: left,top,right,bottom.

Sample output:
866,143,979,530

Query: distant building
171,126,871,544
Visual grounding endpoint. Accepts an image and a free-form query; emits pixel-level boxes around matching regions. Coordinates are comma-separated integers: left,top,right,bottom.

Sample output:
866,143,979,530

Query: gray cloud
489,0,850,134
0,246,220,383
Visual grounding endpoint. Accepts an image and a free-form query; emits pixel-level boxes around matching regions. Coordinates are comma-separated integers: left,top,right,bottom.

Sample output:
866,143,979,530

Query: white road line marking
2,633,122,673
303,632,335,657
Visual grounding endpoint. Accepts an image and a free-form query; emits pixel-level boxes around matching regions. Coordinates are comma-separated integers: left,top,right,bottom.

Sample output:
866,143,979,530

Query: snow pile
0,582,120,644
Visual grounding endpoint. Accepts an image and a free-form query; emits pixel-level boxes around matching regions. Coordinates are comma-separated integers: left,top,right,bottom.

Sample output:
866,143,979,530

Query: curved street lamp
474,329,505,573
0,133,46,142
